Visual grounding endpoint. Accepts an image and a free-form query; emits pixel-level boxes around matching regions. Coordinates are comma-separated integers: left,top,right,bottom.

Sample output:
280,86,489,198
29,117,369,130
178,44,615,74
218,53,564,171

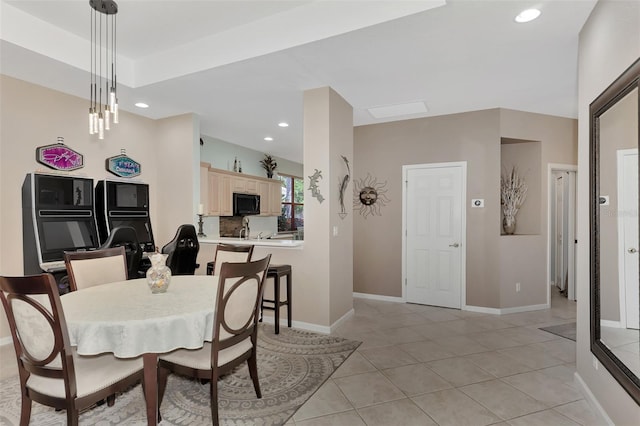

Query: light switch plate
471,199,484,208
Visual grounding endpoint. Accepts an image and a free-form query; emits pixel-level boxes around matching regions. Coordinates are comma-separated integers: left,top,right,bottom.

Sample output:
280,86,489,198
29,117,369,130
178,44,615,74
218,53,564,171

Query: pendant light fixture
89,0,119,140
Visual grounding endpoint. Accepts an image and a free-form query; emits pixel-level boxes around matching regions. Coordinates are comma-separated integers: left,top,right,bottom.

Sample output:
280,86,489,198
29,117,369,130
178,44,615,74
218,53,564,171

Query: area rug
539,322,576,341
0,325,360,426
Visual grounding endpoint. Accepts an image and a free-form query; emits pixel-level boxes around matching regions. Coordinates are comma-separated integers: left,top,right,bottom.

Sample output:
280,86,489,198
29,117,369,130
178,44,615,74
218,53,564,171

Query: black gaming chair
99,226,144,279
161,224,200,275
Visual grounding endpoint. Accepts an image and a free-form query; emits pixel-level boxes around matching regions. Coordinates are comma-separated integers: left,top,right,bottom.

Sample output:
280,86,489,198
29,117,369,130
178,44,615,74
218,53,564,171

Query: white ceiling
0,0,597,163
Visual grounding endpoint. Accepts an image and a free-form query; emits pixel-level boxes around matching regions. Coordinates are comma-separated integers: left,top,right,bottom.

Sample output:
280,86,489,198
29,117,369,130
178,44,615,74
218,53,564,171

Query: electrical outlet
516,282,521,292
333,226,338,237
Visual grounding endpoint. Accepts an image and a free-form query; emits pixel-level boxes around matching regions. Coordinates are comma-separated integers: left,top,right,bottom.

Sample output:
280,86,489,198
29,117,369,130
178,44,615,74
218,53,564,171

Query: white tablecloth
61,275,218,358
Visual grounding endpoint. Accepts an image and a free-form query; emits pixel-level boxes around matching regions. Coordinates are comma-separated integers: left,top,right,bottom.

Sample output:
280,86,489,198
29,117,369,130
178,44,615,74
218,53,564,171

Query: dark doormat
539,322,576,341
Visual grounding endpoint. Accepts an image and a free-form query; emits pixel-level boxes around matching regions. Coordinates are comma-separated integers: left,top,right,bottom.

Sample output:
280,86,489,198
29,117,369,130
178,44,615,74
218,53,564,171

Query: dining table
60,274,219,426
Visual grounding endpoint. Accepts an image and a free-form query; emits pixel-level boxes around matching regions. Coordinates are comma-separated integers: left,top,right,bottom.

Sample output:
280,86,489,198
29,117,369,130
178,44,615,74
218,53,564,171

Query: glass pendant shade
98,114,105,140
109,89,116,111
105,107,111,130
113,102,119,123
89,109,95,134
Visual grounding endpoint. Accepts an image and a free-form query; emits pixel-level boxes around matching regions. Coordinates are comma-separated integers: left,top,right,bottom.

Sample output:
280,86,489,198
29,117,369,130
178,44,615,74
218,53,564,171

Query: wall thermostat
471,199,484,208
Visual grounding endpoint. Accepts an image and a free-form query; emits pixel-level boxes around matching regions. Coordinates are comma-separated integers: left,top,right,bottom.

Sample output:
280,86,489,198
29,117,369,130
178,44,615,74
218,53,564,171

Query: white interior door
618,149,639,329
566,171,577,301
405,164,465,308
555,175,565,292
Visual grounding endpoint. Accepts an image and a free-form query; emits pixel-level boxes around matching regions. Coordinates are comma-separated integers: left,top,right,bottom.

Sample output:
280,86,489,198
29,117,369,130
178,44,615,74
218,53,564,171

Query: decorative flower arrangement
500,166,527,234
260,154,277,178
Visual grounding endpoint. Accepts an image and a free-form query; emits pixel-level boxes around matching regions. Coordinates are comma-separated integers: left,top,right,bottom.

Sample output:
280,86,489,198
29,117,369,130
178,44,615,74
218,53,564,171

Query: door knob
449,243,460,248
628,248,638,254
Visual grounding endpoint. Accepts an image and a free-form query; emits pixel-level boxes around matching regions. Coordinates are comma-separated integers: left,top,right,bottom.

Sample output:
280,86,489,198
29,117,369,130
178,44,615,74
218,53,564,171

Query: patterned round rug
0,325,360,426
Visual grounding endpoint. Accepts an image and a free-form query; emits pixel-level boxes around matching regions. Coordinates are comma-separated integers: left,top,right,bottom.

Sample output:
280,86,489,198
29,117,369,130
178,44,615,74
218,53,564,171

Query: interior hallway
291,288,607,425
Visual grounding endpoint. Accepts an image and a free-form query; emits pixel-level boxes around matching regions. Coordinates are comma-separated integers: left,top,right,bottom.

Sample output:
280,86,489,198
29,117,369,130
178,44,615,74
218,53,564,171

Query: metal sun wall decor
36,138,84,171
308,169,325,203
353,173,390,218
338,155,351,219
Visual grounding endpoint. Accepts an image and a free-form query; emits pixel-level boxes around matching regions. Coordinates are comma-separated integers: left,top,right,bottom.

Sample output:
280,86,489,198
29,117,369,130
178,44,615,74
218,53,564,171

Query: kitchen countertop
199,237,304,248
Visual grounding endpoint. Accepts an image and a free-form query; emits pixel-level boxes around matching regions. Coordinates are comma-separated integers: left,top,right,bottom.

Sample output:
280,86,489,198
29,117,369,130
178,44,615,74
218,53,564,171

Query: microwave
233,193,260,216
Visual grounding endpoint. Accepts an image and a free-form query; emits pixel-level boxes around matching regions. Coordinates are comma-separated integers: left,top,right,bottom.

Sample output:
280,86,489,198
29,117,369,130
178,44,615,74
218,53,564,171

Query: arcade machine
95,180,156,273
22,173,100,291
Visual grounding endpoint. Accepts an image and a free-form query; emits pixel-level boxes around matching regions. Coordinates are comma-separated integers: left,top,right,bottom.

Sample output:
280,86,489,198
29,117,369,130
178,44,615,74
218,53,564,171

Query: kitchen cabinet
200,163,281,217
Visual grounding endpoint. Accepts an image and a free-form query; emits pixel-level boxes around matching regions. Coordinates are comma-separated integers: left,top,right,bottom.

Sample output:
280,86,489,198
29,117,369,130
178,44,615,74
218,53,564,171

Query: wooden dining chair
157,254,272,426
211,243,254,276
64,246,128,292
0,273,144,426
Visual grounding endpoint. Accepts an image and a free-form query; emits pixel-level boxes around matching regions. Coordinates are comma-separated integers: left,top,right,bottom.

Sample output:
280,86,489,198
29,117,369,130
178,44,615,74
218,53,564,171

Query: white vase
503,216,516,235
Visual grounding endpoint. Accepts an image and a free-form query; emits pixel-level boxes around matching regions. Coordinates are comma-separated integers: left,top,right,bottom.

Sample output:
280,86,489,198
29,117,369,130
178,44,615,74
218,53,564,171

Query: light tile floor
290,288,608,426
0,289,607,426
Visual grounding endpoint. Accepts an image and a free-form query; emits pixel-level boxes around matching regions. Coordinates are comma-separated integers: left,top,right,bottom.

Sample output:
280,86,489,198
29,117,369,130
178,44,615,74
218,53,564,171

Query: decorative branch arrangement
500,166,527,234
338,155,351,219
260,154,277,178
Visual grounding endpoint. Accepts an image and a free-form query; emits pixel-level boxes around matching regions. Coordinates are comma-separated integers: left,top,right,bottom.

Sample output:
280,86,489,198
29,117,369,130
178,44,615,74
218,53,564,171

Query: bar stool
260,264,292,334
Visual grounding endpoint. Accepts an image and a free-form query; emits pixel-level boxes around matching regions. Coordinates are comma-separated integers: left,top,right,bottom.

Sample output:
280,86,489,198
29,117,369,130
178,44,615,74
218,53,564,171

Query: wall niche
500,138,541,235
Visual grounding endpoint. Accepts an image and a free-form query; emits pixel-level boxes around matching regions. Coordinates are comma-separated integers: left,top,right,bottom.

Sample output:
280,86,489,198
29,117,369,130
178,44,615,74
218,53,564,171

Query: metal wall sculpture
308,169,325,203
353,173,390,218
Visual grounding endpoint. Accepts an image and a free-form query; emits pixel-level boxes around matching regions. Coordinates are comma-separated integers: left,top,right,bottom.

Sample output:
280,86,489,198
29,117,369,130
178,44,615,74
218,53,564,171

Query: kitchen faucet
240,217,250,239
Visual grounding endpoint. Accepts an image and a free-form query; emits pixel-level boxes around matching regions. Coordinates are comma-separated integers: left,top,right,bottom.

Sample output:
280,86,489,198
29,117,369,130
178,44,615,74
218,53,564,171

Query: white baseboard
463,303,549,315
260,316,331,334
353,292,404,303
498,303,550,315
330,308,355,334
600,319,622,328
574,372,614,425
463,305,501,315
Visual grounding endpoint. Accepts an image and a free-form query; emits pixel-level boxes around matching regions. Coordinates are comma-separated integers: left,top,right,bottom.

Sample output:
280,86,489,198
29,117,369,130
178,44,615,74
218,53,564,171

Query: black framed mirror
590,57,640,405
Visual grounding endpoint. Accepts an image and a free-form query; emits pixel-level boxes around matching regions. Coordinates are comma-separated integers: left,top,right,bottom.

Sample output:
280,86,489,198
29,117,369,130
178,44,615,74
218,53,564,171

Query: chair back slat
64,247,128,292
212,244,254,276
213,255,270,353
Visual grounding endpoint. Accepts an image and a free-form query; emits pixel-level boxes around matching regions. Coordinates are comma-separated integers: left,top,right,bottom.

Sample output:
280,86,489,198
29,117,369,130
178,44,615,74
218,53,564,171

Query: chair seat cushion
159,339,252,370
27,348,143,399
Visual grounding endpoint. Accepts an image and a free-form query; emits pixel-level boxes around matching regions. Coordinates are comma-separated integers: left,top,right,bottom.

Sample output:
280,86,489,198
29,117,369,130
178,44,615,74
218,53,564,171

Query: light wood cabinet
269,180,283,216
207,171,221,216
219,174,232,216
200,163,281,217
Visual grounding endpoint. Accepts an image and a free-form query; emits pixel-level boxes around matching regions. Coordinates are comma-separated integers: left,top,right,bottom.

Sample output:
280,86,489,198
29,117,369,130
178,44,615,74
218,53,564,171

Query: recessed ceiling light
264,137,273,141
515,8,541,23
135,102,149,108
278,122,289,127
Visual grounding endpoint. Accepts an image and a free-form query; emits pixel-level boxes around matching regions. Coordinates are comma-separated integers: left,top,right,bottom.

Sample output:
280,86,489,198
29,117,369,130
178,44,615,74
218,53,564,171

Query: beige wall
353,108,576,309
0,76,197,341
498,109,577,309
577,0,640,422
303,87,354,326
